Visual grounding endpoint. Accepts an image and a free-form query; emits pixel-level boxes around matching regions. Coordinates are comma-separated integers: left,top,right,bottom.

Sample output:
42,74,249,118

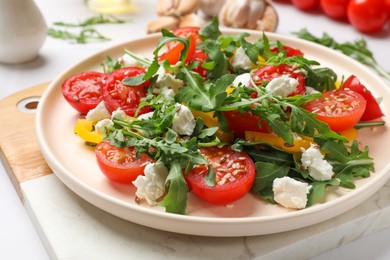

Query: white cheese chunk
137,111,154,120
305,86,320,95
301,144,334,181
85,101,111,122
119,53,143,67
155,65,166,84
132,161,168,206
157,73,183,94
172,104,196,136
111,108,127,120
265,75,299,97
95,119,113,134
232,73,251,88
273,176,310,209
232,47,252,71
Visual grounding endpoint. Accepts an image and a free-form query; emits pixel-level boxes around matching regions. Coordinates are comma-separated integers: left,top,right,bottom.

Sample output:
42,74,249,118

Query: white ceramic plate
36,29,390,237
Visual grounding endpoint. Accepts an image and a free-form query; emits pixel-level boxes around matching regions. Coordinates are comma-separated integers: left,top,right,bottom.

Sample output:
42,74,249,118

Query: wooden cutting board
0,83,52,199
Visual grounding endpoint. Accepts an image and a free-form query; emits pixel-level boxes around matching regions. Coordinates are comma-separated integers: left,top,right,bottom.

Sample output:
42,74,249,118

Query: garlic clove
198,0,227,18
147,16,180,34
177,0,199,16
256,4,278,32
156,0,198,17
156,0,178,16
179,13,206,28
247,0,266,29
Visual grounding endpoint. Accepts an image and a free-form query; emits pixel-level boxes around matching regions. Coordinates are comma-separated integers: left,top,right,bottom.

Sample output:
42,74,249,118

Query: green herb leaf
159,160,188,214
294,29,390,81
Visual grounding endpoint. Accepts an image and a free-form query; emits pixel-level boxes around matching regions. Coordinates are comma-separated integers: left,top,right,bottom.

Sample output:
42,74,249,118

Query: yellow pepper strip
74,119,103,144
190,110,234,143
245,131,313,154
339,127,358,141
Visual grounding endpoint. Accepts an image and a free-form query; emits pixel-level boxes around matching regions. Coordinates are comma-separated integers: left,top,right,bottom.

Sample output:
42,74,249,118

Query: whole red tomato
291,0,320,10
320,0,350,19
386,0,390,17
347,0,388,33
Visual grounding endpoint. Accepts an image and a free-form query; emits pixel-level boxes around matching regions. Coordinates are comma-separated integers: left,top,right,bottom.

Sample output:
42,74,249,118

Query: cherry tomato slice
341,75,384,121
184,146,256,205
102,67,151,117
347,0,388,33
270,45,304,57
61,71,105,114
188,49,208,78
304,89,366,132
223,110,270,138
252,64,306,96
158,27,201,65
95,141,153,183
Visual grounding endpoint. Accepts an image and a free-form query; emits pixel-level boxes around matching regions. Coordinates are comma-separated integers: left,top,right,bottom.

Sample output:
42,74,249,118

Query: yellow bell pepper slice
74,119,103,144
339,127,358,141
245,131,313,153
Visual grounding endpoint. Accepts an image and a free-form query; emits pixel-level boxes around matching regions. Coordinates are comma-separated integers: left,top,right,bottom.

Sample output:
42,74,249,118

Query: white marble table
1,0,390,259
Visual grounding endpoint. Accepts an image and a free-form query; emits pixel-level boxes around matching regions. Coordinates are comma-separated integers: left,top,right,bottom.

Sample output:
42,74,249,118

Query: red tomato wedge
61,71,105,114
341,75,384,121
158,27,201,65
223,110,270,138
184,146,256,205
270,45,304,57
102,67,151,117
188,49,208,77
304,89,366,132
95,141,153,183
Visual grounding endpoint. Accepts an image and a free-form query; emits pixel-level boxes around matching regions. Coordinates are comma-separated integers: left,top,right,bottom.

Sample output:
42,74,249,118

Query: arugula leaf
47,27,110,44
48,14,128,44
176,67,234,111
319,140,374,188
294,29,390,81
251,161,290,194
53,14,126,27
197,38,230,80
199,17,221,40
159,160,188,214
307,178,340,206
101,56,122,73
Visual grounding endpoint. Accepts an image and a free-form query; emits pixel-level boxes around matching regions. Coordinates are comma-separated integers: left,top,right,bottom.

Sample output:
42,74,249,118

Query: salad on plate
60,19,385,215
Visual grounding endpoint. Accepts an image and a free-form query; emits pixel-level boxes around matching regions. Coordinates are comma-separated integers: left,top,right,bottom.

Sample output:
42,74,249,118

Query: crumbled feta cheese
85,101,111,122
232,73,251,88
119,53,143,67
273,176,310,209
301,144,334,181
137,111,154,120
265,75,299,97
232,47,252,71
132,161,168,206
158,87,176,105
305,86,320,95
157,73,183,94
111,108,127,120
172,104,196,136
95,119,113,134
155,65,166,84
